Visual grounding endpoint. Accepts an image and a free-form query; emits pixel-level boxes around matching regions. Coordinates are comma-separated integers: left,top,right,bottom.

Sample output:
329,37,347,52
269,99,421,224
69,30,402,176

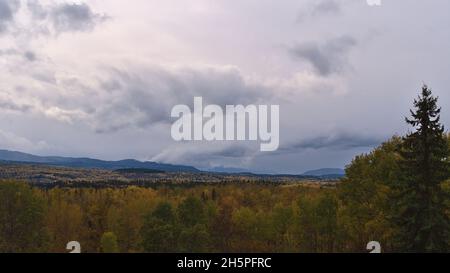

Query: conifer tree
394,85,450,252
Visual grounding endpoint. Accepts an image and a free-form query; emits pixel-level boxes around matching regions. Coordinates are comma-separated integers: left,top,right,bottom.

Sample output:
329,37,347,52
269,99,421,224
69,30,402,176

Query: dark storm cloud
289,35,357,76
280,131,384,153
0,0,20,32
152,143,256,168
50,3,108,33
94,66,271,133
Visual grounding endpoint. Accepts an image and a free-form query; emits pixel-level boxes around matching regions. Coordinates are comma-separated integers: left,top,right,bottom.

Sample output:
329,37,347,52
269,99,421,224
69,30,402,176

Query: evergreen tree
141,202,177,253
394,85,450,252
178,196,206,227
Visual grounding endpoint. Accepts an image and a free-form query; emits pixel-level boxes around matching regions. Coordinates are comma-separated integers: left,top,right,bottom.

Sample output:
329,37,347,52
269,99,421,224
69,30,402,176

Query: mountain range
0,149,199,173
302,168,346,176
0,149,345,178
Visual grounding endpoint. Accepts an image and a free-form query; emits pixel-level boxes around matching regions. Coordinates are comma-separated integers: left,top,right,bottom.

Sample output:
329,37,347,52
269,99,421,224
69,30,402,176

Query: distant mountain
207,166,250,174
0,149,346,178
0,149,199,173
114,168,166,174
302,168,345,177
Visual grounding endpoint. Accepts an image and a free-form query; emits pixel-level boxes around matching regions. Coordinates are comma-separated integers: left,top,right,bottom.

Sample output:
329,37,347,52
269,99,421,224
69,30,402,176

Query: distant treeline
114,168,166,174
0,163,332,186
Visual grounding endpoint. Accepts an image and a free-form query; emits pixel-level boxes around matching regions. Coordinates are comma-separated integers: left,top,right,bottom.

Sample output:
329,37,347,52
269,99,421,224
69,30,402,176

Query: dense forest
0,86,449,253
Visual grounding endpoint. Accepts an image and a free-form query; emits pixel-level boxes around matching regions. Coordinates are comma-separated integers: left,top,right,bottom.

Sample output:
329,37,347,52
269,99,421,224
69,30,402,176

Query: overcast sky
1,0,449,173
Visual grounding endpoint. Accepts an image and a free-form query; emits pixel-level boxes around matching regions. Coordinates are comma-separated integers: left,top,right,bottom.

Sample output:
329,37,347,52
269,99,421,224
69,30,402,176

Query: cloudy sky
1,0,449,173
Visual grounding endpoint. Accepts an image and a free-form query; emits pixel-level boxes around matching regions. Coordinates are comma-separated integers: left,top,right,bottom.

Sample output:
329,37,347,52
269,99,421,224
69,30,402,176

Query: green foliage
0,181,47,253
141,201,177,253
295,191,338,252
176,197,211,252
338,137,401,252
153,202,175,222
178,196,206,227
337,86,450,253
272,203,294,251
393,85,450,252
179,224,210,252
101,232,119,253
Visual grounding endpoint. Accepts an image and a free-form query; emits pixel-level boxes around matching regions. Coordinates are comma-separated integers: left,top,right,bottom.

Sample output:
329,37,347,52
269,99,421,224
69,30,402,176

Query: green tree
272,204,294,251
295,193,338,253
100,232,119,253
296,195,318,252
337,138,400,252
177,196,206,227
0,181,47,253
153,201,175,222
232,207,259,252
141,202,177,252
393,85,450,252
177,197,210,252
315,192,338,252
178,224,210,252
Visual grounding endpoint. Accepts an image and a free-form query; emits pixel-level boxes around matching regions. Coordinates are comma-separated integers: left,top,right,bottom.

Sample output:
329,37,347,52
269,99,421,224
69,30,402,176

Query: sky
0,0,450,174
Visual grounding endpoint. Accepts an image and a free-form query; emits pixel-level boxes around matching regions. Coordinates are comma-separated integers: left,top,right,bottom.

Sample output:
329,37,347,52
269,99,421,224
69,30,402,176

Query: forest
0,86,449,253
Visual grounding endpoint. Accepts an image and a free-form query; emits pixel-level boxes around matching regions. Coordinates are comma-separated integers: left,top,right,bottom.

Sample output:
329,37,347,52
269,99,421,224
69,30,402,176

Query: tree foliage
393,85,450,252
101,232,119,253
0,181,46,253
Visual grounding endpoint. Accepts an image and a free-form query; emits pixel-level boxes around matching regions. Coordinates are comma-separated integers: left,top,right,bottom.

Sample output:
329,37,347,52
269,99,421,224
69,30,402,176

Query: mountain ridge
0,149,345,178
0,149,199,173
302,168,345,176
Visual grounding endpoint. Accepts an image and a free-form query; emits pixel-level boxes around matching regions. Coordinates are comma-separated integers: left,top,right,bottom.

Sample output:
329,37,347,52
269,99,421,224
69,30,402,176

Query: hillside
0,150,199,173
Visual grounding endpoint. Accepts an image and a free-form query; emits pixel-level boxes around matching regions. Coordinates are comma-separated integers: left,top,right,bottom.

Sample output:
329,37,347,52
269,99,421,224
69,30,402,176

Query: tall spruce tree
394,85,450,252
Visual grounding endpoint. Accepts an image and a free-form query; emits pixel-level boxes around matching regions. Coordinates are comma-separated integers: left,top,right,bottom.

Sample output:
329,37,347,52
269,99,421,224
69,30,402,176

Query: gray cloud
94,65,271,133
0,48,37,62
0,129,49,153
280,131,384,153
312,0,340,16
50,3,108,33
1,1,449,174
0,0,20,32
27,0,48,20
209,145,254,158
152,143,256,168
289,35,357,76
24,51,37,62
24,1,107,34
0,101,32,112
0,48,18,56
297,0,341,23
